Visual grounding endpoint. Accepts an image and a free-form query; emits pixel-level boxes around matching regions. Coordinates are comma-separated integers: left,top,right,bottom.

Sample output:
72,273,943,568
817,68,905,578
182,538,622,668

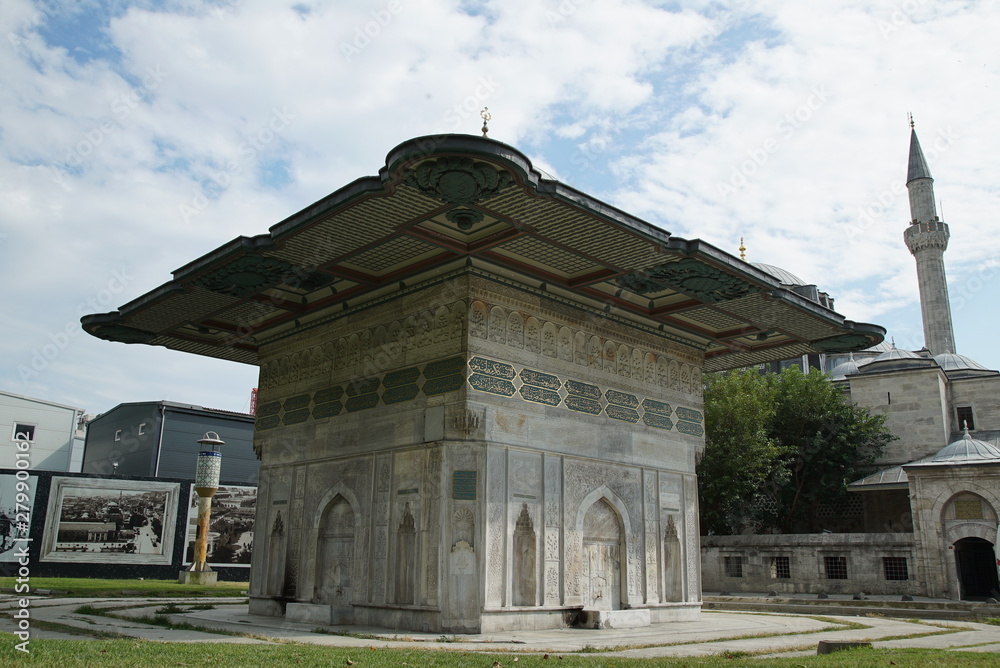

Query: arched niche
314,494,356,606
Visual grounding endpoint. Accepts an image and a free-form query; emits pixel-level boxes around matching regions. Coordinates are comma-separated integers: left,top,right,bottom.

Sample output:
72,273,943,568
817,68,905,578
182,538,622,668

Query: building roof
81,135,884,372
0,390,84,414
89,400,254,425
750,263,806,287
933,352,992,373
847,463,912,491
828,353,871,380
906,128,932,184
912,430,1000,466
851,432,1000,491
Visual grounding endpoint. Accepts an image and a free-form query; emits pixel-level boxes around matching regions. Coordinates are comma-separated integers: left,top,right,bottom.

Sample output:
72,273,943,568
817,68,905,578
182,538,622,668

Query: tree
699,369,786,535
698,366,894,534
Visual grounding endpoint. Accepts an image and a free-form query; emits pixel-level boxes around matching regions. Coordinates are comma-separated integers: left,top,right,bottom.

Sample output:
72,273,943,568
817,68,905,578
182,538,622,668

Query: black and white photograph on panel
0,473,37,562
40,477,180,565
183,485,256,567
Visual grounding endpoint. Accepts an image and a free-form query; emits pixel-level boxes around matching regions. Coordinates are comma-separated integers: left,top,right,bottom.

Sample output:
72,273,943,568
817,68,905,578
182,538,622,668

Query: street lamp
179,431,224,585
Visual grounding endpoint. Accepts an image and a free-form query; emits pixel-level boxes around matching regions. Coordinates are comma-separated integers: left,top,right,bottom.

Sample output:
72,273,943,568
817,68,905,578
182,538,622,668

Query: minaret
903,117,956,355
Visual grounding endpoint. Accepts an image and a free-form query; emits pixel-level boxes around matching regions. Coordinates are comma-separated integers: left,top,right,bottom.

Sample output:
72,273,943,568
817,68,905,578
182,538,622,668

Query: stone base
479,608,582,633
287,603,332,625
648,602,702,623
249,596,287,617
577,608,651,629
178,570,218,585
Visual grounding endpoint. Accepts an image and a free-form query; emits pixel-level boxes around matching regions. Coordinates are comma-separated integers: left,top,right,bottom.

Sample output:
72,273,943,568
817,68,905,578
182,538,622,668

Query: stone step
704,596,1000,621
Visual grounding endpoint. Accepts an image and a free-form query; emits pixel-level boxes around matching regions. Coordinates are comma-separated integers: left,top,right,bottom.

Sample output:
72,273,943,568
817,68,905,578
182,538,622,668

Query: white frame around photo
182,484,256,568
40,477,180,565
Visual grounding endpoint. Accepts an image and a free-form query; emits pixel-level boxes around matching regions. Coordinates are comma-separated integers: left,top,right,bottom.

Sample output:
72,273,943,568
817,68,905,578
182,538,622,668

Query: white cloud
2,0,998,416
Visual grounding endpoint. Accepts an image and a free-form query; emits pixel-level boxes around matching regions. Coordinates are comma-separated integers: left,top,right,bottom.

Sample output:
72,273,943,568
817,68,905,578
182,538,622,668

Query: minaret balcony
904,220,950,254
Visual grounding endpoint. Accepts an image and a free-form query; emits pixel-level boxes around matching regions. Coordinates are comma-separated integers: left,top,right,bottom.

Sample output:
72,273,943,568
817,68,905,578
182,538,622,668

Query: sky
2,0,998,419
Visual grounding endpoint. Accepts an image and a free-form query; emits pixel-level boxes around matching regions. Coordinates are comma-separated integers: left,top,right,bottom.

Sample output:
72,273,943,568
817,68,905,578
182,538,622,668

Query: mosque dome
751,263,806,286
871,344,922,362
828,353,871,380
933,352,989,373
928,430,1000,464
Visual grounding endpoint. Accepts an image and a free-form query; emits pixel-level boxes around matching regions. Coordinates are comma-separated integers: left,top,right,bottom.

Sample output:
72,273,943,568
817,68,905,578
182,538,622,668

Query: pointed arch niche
314,494,356,606
575,486,632,611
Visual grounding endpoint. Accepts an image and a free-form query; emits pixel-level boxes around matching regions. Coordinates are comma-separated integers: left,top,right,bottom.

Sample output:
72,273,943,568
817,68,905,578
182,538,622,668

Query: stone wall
847,366,950,466
248,273,707,631
701,533,920,596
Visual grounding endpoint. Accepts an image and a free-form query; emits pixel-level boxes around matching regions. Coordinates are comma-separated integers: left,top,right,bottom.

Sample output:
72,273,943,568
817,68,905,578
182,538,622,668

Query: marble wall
248,273,705,631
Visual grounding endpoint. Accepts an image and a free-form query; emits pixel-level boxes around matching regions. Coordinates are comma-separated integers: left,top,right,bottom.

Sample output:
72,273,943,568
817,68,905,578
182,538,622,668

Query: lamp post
179,431,224,585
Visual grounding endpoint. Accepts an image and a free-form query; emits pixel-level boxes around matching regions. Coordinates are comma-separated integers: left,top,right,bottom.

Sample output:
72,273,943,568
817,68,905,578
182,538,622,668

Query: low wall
701,533,922,596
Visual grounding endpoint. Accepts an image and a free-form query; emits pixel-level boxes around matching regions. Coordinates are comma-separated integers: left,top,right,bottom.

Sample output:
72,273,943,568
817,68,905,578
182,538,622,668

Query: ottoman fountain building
84,134,884,632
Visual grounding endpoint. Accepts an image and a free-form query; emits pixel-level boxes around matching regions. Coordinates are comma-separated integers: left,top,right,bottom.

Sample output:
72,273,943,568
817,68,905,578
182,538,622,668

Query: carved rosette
404,157,514,205
617,258,760,303
195,254,297,297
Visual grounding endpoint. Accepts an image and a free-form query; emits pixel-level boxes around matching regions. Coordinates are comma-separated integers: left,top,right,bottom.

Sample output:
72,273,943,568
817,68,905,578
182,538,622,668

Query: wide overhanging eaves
82,134,885,371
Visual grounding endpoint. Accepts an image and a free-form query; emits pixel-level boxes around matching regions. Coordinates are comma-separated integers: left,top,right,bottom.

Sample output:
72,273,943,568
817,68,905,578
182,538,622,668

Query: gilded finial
739,236,746,261
481,107,491,138
908,112,914,129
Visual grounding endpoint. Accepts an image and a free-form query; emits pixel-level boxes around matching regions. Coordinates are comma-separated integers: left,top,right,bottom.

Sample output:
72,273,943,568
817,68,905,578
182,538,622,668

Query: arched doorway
954,537,999,600
582,498,623,610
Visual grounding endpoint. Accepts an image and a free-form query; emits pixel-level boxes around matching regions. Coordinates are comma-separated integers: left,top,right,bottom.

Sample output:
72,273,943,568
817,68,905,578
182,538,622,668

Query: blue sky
2,0,998,417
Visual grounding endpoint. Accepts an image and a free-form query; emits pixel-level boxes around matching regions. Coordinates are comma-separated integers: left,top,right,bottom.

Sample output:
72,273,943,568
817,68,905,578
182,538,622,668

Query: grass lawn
0,639,996,667
0,577,248,598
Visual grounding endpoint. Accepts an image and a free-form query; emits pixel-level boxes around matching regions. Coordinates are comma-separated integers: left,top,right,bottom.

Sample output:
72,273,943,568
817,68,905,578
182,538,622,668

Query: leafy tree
698,366,894,534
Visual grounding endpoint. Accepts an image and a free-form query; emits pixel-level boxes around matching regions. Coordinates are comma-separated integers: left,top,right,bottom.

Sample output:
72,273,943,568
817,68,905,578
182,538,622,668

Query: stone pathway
3,595,1000,658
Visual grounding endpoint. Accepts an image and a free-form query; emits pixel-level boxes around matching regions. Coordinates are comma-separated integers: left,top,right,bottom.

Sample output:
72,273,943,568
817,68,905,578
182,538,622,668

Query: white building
0,390,84,472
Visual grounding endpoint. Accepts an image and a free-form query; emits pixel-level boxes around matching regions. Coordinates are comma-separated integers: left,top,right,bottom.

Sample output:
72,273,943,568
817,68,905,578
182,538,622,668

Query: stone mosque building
84,133,884,632
702,126,1000,601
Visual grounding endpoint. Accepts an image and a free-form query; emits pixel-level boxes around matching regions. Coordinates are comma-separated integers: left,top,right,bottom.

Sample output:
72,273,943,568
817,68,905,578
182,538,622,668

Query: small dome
862,340,893,355
828,353,871,380
929,430,1000,463
751,262,806,286
871,344,921,362
934,352,989,372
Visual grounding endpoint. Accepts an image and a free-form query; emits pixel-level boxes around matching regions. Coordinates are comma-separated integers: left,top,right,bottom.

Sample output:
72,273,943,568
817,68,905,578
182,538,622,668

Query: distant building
81,401,257,484
0,390,84,472
702,124,1000,601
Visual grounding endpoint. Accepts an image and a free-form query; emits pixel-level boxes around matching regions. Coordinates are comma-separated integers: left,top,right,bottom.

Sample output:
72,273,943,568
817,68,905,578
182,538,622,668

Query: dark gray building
82,401,257,484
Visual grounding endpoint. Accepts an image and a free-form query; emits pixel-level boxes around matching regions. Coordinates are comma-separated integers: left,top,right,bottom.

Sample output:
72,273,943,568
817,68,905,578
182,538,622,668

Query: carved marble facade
249,274,704,632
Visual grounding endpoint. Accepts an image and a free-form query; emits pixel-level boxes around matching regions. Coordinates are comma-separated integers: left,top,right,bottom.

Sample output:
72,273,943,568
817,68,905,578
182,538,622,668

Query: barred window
724,555,743,578
957,406,975,430
824,556,848,580
771,556,790,579
883,557,909,581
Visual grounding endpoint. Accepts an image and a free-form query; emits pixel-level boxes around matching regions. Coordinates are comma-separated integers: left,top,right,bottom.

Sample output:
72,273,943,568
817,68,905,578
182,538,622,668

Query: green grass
0,577,248,598
0,639,997,667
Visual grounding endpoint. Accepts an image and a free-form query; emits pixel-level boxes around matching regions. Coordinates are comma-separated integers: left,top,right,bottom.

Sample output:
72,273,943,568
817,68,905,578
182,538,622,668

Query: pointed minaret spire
906,117,936,223
903,117,956,355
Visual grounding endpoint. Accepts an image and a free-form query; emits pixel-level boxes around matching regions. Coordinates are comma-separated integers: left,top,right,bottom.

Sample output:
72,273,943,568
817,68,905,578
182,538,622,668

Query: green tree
698,366,894,534
698,369,786,535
